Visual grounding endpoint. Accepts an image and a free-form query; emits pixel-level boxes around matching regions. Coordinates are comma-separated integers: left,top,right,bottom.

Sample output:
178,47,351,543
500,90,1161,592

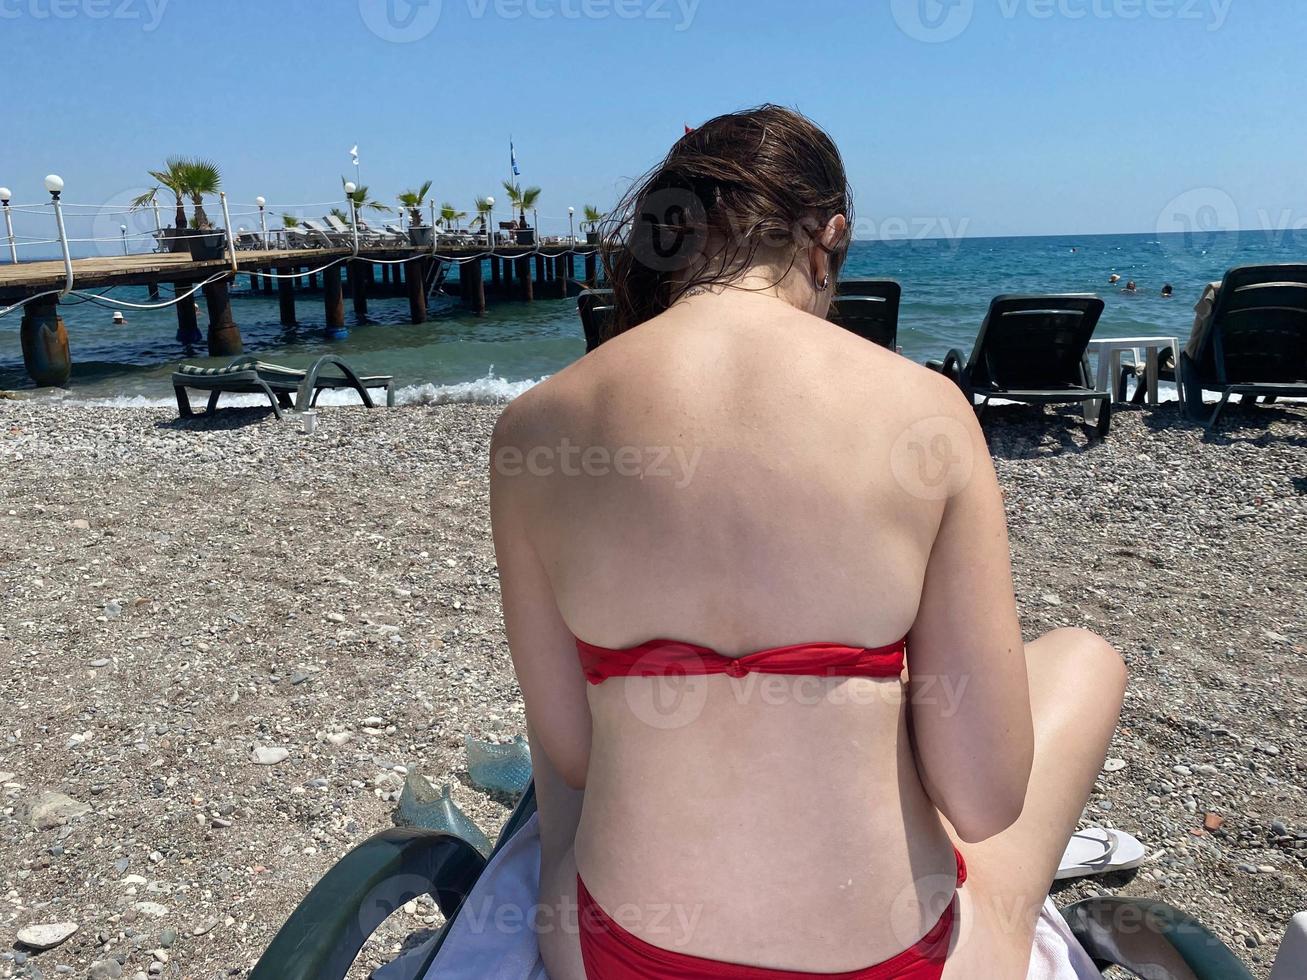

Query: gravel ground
0,397,1302,980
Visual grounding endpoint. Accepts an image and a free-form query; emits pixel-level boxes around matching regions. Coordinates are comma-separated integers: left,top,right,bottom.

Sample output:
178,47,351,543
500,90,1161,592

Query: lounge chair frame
172,355,395,419
578,288,615,353
932,294,1112,440
830,279,901,349
1175,264,1307,429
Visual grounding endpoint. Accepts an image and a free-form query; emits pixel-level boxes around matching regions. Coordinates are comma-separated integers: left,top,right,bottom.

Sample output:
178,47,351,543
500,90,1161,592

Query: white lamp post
44,175,73,295
0,187,16,263
568,206,575,245
120,223,128,255
486,196,495,248
256,196,268,250
343,182,359,253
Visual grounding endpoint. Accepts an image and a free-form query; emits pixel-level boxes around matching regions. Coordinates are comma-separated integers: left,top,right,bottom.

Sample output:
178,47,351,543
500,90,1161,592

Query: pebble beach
0,397,1303,979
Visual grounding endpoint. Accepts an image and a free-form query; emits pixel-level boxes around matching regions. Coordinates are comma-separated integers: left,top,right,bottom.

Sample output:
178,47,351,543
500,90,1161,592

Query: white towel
377,821,1098,980
1027,898,1103,980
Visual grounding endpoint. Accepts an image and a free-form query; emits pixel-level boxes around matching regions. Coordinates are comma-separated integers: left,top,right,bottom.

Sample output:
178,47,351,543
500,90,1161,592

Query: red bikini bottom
577,851,967,979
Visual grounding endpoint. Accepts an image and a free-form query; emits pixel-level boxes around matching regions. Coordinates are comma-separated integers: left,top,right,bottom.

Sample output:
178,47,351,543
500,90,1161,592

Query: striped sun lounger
173,355,395,420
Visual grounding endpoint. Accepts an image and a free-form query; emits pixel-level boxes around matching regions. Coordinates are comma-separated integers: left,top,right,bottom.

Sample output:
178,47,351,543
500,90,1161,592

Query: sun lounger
927,294,1112,440
172,355,395,420
300,218,347,248
1170,265,1307,428
577,288,615,353
829,279,901,349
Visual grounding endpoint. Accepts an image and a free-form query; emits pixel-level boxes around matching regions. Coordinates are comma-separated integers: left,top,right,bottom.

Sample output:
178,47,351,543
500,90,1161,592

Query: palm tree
329,207,352,225
282,214,300,228
397,180,433,227
135,157,189,230
501,181,541,226
582,205,605,233
440,202,468,230
178,158,221,230
471,197,493,232
342,178,392,224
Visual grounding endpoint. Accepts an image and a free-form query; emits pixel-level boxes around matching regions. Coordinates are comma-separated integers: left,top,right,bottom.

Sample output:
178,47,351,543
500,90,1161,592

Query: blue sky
1,0,1302,240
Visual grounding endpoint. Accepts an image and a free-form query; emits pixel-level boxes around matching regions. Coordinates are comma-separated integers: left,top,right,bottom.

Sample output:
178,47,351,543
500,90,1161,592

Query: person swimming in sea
1109,274,1121,285
1161,284,1173,298
1123,281,1138,294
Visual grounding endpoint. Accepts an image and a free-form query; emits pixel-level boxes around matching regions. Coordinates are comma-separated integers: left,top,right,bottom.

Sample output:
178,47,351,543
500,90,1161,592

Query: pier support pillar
147,282,160,301
535,255,546,290
491,257,502,294
262,273,274,295
408,258,428,324
502,257,513,296
278,269,297,326
381,264,391,291
461,258,486,315
203,278,243,356
174,281,202,346
348,260,368,321
308,270,318,291
585,253,597,287
516,257,533,301
324,266,346,338
556,258,568,298
568,252,576,280
19,294,71,388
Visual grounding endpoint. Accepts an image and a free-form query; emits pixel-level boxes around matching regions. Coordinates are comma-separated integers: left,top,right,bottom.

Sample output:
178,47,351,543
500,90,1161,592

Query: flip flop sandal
1055,827,1147,881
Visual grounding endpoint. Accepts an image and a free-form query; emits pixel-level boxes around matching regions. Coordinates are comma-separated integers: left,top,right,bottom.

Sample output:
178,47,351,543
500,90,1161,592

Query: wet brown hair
601,104,853,340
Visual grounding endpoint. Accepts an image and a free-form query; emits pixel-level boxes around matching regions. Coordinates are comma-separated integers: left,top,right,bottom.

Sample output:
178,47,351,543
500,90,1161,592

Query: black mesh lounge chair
927,294,1112,440
578,281,901,354
249,776,1294,979
1170,265,1307,429
578,288,615,353
172,355,395,420
829,279,901,349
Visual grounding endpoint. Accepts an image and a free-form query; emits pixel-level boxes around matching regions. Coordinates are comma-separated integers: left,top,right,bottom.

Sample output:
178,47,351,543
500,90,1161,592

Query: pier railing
0,177,601,323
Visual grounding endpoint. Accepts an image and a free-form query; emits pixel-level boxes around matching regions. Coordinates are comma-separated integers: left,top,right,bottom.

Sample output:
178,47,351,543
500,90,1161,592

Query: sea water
1,230,1296,405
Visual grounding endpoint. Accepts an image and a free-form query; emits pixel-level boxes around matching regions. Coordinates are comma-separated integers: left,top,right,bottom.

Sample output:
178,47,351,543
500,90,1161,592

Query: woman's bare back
491,291,1035,974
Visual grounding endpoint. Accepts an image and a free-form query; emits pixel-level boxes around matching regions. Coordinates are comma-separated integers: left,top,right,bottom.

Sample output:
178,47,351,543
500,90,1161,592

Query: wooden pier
0,243,597,386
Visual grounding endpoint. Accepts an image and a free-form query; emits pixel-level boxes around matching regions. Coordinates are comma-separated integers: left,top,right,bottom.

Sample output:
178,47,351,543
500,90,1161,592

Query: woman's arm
490,406,593,790
905,384,1034,843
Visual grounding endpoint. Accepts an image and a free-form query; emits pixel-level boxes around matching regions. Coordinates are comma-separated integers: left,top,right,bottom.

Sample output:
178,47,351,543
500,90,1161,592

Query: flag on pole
349,144,359,166
511,140,521,177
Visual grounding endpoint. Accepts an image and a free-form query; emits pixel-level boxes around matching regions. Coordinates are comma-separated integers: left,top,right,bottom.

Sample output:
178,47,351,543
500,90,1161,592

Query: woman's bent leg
943,627,1127,978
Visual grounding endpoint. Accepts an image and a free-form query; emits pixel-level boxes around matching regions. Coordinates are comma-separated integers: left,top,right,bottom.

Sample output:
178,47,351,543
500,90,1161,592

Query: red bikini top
575,636,907,685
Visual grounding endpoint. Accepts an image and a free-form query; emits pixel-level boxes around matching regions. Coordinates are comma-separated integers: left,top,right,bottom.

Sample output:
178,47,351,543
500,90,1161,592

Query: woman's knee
1030,627,1127,697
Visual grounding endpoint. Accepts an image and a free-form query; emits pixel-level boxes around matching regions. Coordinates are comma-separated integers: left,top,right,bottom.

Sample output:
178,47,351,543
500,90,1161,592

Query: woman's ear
809,214,849,292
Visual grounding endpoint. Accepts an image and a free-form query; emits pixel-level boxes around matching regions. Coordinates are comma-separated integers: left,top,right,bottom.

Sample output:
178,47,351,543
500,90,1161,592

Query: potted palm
582,205,604,245
471,197,493,241
502,181,541,245
131,157,191,253
179,159,226,260
398,180,434,246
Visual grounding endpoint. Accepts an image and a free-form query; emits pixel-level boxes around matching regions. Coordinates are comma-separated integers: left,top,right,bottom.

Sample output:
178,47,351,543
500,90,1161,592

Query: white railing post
0,191,17,263
45,175,73,296
220,192,239,271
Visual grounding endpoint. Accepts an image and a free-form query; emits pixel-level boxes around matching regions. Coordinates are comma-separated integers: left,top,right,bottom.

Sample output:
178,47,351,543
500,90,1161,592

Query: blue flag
511,141,521,177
